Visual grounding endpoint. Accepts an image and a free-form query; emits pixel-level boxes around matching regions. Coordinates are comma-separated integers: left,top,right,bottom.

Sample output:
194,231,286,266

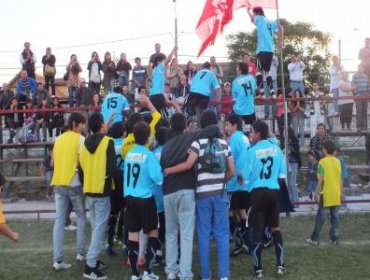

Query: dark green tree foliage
226,19,332,93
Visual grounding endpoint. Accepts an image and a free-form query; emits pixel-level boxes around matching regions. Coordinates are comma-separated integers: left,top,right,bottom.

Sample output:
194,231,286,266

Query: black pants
89,81,101,95
107,188,125,246
187,93,210,117
339,103,353,129
356,100,368,130
45,75,56,95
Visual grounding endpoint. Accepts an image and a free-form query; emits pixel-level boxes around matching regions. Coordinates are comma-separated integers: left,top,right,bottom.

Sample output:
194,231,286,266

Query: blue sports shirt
113,138,124,171
101,92,130,125
150,62,165,96
152,145,164,213
254,15,278,53
232,74,257,116
124,144,163,198
227,130,250,192
243,139,286,191
190,69,220,97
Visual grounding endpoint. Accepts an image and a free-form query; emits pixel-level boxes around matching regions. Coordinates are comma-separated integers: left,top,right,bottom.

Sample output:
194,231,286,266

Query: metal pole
174,0,178,57
338,39,342,61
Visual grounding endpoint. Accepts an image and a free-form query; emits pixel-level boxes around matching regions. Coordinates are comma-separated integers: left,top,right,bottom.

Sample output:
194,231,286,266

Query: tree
225,19,332,92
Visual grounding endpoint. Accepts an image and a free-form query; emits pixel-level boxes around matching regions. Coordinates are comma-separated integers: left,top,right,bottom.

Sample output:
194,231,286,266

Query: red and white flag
195,0,277,57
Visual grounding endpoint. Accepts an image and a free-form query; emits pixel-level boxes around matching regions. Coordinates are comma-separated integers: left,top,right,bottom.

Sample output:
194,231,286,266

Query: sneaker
220,278,229,280
53,261,71,271
76,254,86,262
105,245,118,256
83,265,107,280
277,266,285,276
255,270,263,278
143,271,160,280
96,260,107,271
131,276,142,280
330,240,339,245
305,238,319,245
167,272,177,280
64,224,77,231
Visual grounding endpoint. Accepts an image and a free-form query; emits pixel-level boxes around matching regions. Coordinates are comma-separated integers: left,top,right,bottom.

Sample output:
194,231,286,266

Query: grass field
1,214,370,280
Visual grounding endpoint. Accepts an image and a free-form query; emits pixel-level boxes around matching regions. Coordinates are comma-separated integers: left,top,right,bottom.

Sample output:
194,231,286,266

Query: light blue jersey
152,145,164,213
254,15,278,53
150,62,165,96
190,69,220,97
243,139,286,191
227,130,250,192
124,144,163,198
114,138,124,171
101,92,130,125
232,74,257,116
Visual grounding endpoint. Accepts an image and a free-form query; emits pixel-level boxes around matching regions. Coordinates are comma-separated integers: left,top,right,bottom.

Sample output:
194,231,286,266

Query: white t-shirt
90,62,101,83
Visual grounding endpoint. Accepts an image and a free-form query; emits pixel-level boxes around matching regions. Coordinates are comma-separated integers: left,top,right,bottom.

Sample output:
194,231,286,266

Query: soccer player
232,62,257,126
188,62,220,119
124,121,164,280
79,113,119,280
224,114,251,256
243,120,286,278
101,85,130,126
247,6,283,97
51,112,86,271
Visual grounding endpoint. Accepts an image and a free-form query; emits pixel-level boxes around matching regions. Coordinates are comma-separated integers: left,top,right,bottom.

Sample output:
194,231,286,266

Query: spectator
210,56,223,83
101,86,130,126
359,38,370,80
92,93,101,109
309,123,330,160
116,53,132,87
287,127,301,207
0,83,15,109
209,56,223,112
220,82,233,116
49,97,64,139
166,57,184,95
149,43,165,70
19,42,37,79
264,55,278,118
35,98,50,142
76,80,94,107
242,53,256,76
184,61,197,86
289,89,306,147
328,55,344,115
288,53,305,94
308,83,325,137
21,99,36,142
33,83,49,107
16,70,37,102
42,47,56,96
338,72,355,130
102,52,116,95
87,51,103,95
173,74,189,106
306,151,318,201
352,64,370,131
66,54,82,107
132,57,147,95
5,98,24,143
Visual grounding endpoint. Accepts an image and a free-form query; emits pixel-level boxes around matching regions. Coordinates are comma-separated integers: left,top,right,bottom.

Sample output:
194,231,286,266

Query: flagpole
275,0,289,160
173,0,178,58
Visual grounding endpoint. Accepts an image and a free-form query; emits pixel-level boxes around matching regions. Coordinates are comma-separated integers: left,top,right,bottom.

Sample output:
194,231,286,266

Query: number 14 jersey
243,139,286,191
232,74,257,116
124,144,163,198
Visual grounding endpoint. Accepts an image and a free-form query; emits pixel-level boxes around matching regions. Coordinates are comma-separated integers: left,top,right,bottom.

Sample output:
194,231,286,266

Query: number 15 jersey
243,139,286,191
101,92,130,125
232,74,257,116
124,144,163,199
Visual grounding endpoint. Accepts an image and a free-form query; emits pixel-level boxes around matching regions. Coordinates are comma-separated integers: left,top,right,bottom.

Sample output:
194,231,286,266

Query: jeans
86,196,111,268
264,81,277,116
287,162,299,202
291,113,305,147
196,194,230,279
290,80,304,95
331,88,339,114
164,189,195,280
311,204,340,242
68,86,78,107
53,186,86,262
35,121,47,141
21,122,35,142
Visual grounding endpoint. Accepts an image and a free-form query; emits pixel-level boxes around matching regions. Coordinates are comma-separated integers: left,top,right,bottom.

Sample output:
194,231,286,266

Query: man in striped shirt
164,111,234,280
352,64,370,131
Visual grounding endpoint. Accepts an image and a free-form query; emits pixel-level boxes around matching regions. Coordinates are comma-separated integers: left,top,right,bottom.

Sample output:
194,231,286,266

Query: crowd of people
0,5,368,280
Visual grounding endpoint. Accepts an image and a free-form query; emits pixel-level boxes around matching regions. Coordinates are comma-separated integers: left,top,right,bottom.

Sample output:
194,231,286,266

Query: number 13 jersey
243,139,286,191
124,144,164,198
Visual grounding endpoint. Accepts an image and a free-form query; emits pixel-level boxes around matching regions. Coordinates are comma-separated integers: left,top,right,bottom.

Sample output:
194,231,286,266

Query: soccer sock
251,242,263,271
145,237,159,273
256,74,264,95
266,76,274,95
272,230,284,267
128,240,140,276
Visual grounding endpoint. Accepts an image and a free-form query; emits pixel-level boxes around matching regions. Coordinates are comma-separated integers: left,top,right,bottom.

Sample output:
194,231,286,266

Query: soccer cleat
76,254,86,262
64,224,77,231
131,276,142,280
277,266,285,276
83,265,107,280
220,278,229,280
53,261,72,271
167,272,177,280
305,238,319,245
96,260,107,271
255,269,263,278
329,240,339,245
143,271,160,280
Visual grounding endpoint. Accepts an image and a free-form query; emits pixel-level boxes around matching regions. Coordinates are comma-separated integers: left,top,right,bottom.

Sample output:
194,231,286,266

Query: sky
0,0,369,84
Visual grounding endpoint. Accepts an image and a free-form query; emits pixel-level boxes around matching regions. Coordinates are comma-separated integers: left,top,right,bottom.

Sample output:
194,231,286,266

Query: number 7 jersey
243,139,286,191
124,144,164,198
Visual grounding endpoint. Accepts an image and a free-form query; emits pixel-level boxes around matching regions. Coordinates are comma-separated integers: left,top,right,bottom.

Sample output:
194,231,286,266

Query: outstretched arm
164,151,198,176
165,46,178,66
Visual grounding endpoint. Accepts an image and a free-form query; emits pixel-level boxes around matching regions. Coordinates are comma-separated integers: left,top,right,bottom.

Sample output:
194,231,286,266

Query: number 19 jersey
243,139,286,191
124,144,163,199
101,92,130,125
232,74,256,116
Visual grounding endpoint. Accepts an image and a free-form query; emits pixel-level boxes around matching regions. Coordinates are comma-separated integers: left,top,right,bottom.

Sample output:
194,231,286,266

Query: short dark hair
155,118,170,132
317,123,326,129
226,114,243,131
127,113,144,133
156,126,169,146
68,112,86,130
109,121,126,139
252,120,269,140
170,113,186,131
252,7,264,16
200,110,218,128
202,62,211,69
88,113,104,134
133,121,150,145
138,86,146,93
113,86,123,94
323,139,336,155
153,53,166,68
238,62,249,75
